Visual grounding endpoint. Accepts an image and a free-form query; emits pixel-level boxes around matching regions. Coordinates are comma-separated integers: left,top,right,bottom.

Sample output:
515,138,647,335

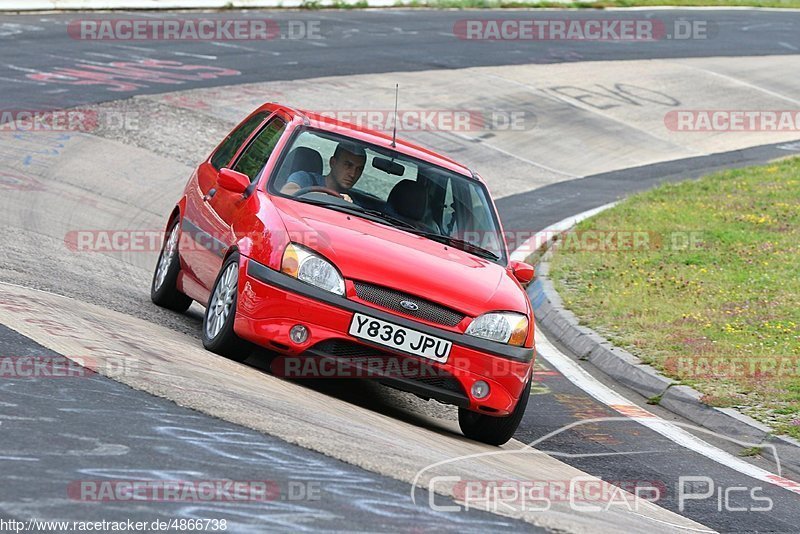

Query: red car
151,103,535,445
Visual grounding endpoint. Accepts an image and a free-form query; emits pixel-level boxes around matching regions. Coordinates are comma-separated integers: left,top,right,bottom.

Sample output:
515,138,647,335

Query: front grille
352,281,464,327
313,340,465,395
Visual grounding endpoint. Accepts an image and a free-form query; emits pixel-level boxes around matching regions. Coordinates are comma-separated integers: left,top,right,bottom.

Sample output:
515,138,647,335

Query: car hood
273,197,528,317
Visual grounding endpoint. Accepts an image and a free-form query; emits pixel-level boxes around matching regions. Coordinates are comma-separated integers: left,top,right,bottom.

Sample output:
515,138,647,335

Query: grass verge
548,157,800,439
390,0,800,8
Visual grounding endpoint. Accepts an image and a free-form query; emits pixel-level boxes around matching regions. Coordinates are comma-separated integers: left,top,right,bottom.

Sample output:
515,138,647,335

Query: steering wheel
293,186,343,199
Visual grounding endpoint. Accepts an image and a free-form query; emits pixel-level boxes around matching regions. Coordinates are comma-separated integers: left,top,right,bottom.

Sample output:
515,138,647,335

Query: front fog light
289,325,308,344
471,380,490,399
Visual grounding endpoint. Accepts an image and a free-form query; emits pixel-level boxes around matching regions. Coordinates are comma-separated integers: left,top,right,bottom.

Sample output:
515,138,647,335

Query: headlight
466,312,528,346
281,243,345,296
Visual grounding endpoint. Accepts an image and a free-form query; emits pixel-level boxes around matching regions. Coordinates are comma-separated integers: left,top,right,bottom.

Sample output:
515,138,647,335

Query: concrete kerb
529,250,675,400
524,207,800,470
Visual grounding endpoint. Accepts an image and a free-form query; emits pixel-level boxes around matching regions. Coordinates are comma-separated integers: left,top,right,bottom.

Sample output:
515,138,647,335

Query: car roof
258,102,477,181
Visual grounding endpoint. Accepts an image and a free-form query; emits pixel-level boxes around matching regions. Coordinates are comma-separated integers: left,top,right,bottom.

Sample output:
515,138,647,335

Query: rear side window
210,112,268,170
232,118,287,182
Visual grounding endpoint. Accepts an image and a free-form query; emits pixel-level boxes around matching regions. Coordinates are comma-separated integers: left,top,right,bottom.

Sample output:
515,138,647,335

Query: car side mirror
218,168,250,194
509,260,534,284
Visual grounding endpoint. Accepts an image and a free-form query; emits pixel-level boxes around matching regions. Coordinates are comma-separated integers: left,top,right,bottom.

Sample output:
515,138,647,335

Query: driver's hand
341,193,354,203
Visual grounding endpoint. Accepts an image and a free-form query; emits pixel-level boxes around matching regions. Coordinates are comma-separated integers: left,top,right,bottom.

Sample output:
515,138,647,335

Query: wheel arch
164,198,186,232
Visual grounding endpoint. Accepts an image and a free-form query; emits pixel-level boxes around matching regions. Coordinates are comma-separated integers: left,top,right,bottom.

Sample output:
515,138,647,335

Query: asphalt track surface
1,10,799,110
0,324,526,532
1,9,800,533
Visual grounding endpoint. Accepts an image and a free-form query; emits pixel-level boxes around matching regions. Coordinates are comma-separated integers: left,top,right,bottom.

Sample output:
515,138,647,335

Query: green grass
391,0,800,7
286,0,800,8
548,157,800,439
739,446,764,457
301,0,369,8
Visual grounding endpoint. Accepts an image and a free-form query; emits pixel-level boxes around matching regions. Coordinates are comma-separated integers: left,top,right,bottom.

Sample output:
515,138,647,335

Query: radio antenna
391,83,398,148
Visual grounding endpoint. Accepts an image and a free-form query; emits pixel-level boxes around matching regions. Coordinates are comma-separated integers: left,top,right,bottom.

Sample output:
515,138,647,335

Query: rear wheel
202,253,252,362
458,377,532,446
151,219,192,312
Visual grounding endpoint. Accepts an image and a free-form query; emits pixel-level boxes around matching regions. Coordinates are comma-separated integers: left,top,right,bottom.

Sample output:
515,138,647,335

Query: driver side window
210,112,268,170
232,118,287,182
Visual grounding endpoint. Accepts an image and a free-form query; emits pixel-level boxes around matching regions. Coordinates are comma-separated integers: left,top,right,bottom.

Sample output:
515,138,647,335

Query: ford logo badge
400,300,419,311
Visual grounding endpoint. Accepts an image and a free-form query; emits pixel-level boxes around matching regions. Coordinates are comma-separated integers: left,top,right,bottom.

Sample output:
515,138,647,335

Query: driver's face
329,151,366,191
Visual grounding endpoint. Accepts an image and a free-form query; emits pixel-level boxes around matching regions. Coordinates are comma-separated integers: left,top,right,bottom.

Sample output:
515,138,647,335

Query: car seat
387,180,441,233
274,146,324,189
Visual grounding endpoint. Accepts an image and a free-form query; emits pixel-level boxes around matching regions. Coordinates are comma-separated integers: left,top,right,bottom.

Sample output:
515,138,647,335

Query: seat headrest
387,180,426,221
287,147,323,175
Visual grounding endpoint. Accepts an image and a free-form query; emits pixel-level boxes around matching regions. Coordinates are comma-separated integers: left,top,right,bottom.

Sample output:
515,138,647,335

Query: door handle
203,188,217,202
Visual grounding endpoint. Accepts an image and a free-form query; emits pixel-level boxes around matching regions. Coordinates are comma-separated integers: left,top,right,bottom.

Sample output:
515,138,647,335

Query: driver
280,141,366,203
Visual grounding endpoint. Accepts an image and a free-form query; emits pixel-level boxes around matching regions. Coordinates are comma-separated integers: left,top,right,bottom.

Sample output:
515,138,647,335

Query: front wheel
151,219,192,312
458,376,532,446
202,253,252,362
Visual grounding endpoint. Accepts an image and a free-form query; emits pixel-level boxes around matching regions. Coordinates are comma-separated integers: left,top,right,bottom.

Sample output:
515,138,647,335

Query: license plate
348,313,452,363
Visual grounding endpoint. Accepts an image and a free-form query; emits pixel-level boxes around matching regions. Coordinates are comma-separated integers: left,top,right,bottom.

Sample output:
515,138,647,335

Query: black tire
202,253,252,362
458,376,532,446
151,218,192,312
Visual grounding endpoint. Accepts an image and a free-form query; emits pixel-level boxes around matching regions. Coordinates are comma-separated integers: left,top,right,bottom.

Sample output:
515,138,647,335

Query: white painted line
778,141,800,151
113,44,156,53
6,65,41,73
172,51,218,61
451,132,578,179
536,329,800,495
209,42,258,53
510,202,618,262
0,76,45,85
741,22,777,31
515,205,800,497
679,64,800,107
480,72,693,152
84,53,122,59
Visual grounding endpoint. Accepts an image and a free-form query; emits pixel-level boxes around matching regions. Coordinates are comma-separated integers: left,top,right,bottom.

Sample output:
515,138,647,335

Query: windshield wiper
403,229,501,261
293,197,418,229
436,236,501,261
351,207,419,230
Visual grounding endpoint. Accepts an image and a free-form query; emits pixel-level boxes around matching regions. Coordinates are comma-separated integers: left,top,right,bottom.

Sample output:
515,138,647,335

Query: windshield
268,127,507,264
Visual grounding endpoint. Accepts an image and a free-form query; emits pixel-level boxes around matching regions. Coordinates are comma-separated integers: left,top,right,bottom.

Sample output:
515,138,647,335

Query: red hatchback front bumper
234,256,534,416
